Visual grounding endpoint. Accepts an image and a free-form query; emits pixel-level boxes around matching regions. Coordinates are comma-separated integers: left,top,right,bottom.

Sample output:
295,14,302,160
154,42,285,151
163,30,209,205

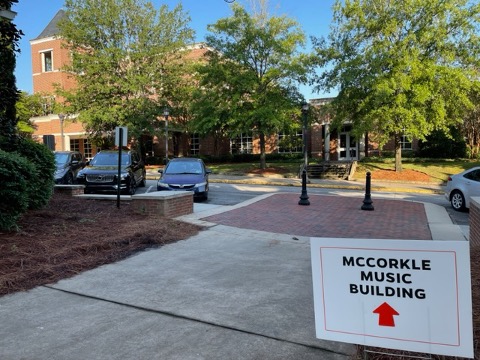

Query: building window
231,133,253,154
190,133,200,155
41,50,53,72
70,139,80,152
278,130,303,153
401,135,412,150
83,139,93,160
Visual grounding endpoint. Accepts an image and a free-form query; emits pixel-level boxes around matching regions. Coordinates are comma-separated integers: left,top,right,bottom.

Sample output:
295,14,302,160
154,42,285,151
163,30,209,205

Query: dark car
77,150,146,195
157,158,211,200
54,151,85,184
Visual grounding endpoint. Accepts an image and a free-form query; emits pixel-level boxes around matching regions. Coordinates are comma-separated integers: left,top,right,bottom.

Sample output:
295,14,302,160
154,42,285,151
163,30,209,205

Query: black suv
76,150,146,195
54,151,85,184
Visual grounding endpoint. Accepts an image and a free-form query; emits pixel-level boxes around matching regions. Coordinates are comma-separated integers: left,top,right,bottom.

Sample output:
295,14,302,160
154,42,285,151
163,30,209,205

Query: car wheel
451,190,466,212
65,172,74,185
127,179,136,195
139,174,146,187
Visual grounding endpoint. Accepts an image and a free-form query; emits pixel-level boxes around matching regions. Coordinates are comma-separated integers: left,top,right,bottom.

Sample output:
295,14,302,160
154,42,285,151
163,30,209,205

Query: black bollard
361,171,374,211
298,168,310,206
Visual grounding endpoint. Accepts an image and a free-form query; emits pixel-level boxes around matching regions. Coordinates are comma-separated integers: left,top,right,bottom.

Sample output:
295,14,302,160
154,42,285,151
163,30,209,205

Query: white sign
115,126,128,147
310,238,473,358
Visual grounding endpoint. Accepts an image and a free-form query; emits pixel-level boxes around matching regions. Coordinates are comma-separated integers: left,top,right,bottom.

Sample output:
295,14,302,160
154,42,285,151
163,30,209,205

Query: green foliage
191,3,312,168
417,127,467,158
313,0,480,168
15,92,50,136
0,150,33,231
0,0,23,151
58,0,195,145
16,138,55,210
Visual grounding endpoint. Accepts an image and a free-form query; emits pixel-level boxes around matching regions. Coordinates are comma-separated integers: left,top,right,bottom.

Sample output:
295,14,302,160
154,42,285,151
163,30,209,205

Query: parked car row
53,150,210,201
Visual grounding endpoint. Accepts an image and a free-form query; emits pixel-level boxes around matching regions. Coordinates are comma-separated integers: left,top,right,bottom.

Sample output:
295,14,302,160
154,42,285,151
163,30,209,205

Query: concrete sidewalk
0,191,463,359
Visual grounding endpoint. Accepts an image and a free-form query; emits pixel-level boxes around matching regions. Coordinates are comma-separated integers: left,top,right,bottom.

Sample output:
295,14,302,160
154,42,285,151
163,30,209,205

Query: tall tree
193,3,310,168
0,0,22,151
313,0,480,171
58,0,194,150
463,80,480,158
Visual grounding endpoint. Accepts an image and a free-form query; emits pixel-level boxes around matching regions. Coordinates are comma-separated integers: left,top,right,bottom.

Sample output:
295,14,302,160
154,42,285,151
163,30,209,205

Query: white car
445,166,480,211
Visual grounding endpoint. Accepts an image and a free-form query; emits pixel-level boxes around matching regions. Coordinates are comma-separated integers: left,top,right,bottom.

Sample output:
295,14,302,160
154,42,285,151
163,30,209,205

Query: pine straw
0,192,202,296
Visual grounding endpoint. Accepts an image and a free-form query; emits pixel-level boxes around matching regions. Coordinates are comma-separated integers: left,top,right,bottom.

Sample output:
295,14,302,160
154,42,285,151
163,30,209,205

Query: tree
193,2,311,169
0,0,23,151
463,81,480,158
313,0,480,171
58,0,194,152
15,92,56,136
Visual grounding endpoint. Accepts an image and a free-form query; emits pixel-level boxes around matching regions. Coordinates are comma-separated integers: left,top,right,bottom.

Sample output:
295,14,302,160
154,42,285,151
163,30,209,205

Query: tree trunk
259,133,266,169
395,134,402,172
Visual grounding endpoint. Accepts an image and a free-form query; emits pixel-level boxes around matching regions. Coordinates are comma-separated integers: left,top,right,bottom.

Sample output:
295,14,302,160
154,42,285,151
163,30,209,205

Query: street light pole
163,107,169,165
298,101,310,206
59,113,65,151
302,102,309,170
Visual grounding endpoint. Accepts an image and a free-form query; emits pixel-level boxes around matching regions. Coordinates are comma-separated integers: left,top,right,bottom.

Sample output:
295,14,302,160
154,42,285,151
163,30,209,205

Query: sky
12,0,336,100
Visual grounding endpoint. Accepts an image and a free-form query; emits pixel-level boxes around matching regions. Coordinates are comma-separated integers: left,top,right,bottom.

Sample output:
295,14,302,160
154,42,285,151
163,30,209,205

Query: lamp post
163,107,169,165
59,113,65,151
301,102,309,169
298,101,310,206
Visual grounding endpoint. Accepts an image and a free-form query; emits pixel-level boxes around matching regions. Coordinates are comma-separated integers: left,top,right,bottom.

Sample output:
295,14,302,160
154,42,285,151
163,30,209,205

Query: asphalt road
141,180,469,228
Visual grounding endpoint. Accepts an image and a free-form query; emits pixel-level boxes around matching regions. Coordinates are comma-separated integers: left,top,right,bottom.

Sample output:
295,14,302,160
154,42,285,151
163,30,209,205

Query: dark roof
32,9,65,40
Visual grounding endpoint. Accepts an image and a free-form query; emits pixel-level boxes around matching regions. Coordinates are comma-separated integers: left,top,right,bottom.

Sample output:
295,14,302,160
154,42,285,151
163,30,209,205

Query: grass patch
354,158,480,183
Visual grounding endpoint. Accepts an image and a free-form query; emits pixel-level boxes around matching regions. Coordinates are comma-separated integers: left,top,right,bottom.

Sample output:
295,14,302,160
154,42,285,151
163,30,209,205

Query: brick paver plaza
202,193,432,240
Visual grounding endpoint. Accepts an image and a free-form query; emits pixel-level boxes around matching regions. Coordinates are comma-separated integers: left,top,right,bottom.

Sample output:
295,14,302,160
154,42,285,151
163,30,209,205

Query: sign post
310,238,473,358
115,127,128,209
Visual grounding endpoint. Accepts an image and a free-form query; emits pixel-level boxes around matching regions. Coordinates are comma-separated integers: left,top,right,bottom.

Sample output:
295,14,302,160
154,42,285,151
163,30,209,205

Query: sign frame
310,237,473,358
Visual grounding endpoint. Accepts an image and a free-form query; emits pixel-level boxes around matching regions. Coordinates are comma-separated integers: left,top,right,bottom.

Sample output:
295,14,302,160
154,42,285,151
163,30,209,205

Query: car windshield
91,153,130,166
165,161,202,174
54,153,69,165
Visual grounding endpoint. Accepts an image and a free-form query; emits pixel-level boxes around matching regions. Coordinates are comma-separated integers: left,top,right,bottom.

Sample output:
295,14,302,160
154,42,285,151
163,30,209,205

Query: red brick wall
31,37,76,95
132,194,193,217
470,198,480,247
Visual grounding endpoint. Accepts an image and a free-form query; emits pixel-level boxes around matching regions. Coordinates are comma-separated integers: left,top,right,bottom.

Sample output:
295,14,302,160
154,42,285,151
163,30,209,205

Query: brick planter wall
470,198,480,247
58,186,194,218
132,192,193,217
54,185,85,196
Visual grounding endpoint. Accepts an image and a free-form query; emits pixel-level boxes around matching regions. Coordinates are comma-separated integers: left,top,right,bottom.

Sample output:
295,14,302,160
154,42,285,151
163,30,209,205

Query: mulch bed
0,192,202,296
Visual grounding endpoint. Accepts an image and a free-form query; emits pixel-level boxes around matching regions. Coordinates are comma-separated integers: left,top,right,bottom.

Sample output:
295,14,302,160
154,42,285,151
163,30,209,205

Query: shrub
417,128,467,159
0,150,34,231
15,138,55,209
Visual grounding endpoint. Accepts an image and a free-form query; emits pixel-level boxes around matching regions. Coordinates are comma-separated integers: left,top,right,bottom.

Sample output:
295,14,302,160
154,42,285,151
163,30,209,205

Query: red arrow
373,302,399,327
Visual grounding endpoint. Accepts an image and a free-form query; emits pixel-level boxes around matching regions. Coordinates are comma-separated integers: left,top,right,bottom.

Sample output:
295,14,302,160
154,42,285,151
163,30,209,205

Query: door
338,132,357,160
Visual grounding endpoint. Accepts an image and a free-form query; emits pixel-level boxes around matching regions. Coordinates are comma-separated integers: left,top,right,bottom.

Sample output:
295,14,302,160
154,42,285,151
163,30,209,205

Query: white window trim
40,49,54,72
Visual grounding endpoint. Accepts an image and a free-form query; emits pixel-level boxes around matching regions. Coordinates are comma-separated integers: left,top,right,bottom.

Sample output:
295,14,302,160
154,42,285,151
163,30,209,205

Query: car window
165,161,202,174
54,153,69,165
91,153,130,166
464,170,480,182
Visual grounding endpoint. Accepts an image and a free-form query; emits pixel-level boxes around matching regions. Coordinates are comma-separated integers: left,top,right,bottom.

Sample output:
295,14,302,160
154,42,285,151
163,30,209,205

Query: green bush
417,128,467,159
15,138,55,209
0,150,34,231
